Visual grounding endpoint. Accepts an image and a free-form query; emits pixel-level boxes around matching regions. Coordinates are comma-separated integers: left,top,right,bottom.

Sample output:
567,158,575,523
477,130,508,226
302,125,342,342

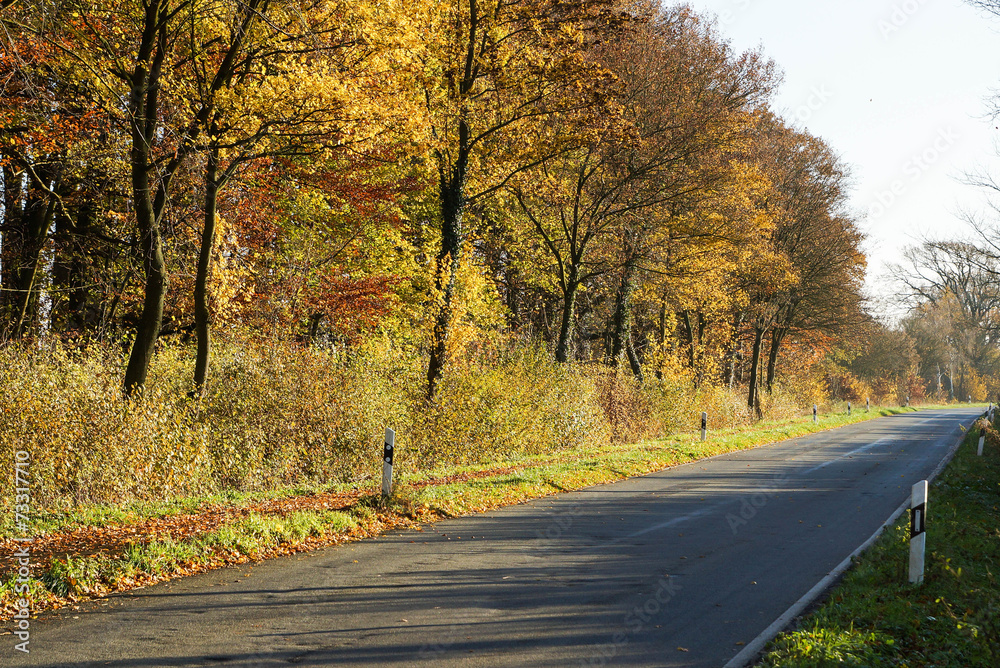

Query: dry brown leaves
0,458,560,614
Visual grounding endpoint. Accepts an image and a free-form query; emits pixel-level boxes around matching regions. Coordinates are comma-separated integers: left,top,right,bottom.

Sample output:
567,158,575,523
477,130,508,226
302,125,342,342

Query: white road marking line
623,504,720,540
723,416,972,668
803,437,894,474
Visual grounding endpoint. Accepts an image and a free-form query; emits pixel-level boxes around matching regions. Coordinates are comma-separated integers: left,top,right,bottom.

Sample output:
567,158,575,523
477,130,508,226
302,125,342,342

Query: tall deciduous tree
511,4,775,366
173,0,412,394
738,115,864,413
421,0,616,397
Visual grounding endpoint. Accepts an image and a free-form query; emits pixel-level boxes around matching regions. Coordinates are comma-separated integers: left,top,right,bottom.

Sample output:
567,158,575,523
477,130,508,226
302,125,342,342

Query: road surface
6,407,979,667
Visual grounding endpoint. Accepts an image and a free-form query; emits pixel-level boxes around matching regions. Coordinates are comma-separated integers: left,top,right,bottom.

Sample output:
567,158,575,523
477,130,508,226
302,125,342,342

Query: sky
676,0,1000,315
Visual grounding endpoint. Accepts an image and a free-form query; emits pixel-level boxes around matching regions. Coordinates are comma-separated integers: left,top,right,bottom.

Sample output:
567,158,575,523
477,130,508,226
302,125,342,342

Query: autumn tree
420,0,617,397
0,2,127,342
737,115,864,413
509,4,776,367
169,0,414,394
2,0,420,395
838,322,922,405
895,240,1000,397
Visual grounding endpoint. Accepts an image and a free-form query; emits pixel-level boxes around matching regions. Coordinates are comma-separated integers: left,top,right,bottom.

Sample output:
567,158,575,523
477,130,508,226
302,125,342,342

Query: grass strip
0,404,964,623
757,416,1000,667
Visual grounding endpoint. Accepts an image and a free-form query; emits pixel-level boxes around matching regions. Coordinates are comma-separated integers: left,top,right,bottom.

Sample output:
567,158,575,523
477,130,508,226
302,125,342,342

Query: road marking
723,415,971,668
623,505,720,539
803,437,893,474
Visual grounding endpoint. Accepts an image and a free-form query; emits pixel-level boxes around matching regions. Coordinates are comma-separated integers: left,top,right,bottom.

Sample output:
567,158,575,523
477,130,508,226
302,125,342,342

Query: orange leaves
305,273,401,342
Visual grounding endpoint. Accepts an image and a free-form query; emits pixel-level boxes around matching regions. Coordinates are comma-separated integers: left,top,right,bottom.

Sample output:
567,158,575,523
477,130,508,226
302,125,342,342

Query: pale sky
677,0,1000,313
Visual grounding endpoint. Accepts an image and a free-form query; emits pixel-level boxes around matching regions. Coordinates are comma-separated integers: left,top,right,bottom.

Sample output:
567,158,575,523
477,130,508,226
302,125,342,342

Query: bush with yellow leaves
0,331,838,524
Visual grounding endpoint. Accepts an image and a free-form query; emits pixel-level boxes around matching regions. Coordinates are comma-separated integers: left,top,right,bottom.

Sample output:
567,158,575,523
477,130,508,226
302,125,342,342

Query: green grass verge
0,403,972,620
1,509,359,607
757,416,1000,667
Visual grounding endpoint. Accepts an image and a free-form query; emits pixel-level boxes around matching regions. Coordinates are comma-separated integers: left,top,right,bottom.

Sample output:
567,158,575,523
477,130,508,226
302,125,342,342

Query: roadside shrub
0,337,614,517
0,343,212,508
407,344,608,467
593,368,657,443
196,337,414,488
0,333,849,522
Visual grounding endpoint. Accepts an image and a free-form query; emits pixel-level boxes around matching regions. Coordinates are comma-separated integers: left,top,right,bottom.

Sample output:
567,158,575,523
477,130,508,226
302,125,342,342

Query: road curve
8,407,980,667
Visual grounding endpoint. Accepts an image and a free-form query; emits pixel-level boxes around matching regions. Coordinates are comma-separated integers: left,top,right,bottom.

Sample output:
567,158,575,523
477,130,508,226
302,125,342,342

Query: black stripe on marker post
382,428,395,498
384,436,394,466
909,480,928,584
910,502,925,537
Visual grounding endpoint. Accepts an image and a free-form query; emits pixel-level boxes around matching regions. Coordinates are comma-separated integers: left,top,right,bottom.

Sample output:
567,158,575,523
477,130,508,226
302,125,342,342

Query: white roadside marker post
382,428,395,498
866,397,870,413
847,401,851,416
978,428,986,457
909,480,928,585
813,405,818,423
701,412,708,442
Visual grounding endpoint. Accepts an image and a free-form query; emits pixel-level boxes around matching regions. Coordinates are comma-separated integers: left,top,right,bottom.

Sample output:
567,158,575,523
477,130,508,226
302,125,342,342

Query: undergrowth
0,336,825,518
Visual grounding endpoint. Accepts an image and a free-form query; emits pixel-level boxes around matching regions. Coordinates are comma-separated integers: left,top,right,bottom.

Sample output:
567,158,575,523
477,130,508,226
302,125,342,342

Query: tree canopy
0,0,877,409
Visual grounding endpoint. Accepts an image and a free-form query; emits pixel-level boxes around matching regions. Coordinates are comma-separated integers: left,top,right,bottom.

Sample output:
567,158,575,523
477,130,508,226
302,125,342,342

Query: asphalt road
6,407,980,668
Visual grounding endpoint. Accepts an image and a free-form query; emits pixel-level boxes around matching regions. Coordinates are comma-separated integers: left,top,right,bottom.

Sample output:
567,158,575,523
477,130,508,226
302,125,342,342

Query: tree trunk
427,118,470,400
123,3,170,397
726,313,744,389
657,302,667,347
610,254,638,366
51,198,102,335
1,164,57,341
656,301,667,380
747,325,765,414
626,331,643,382
193,146,219,395
308,312,324,342
680,310,695,367
694,312,707,388
555,267,581,364
765,327,786,393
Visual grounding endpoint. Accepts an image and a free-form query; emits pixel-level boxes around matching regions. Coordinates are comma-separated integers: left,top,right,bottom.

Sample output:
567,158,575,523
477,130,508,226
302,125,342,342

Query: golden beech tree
3,0,423,395
738,113,865,414
168,0,420,395
509,3,776,366
419,0,618,398
638,160,780,388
